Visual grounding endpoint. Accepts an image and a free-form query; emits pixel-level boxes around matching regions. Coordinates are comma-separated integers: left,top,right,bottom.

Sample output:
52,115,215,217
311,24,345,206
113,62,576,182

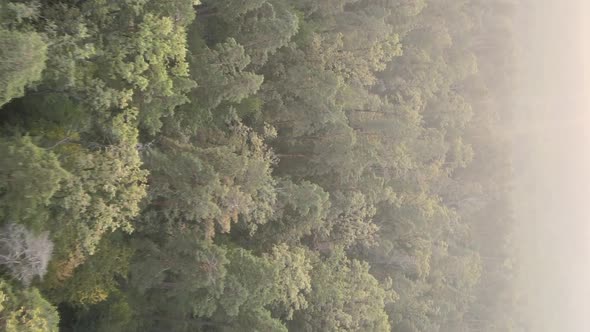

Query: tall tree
0,29,47,107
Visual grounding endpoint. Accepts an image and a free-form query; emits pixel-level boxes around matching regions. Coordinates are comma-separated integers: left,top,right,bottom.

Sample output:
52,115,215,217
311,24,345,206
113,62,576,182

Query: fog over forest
0,0,589,331
514,1,590,331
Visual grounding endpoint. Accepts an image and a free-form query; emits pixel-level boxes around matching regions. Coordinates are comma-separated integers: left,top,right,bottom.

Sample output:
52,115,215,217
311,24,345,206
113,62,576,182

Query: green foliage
324,191,378,248
290,249,395,332
127,232,311,331
203,0,300,67
0,136,68,230
0,28,47,107
30,0,197,133
262,53,346,131
254,179,330,245
43,233,133,305
61,292,137,332
52,109,148,257
189,38,263,111
0,1,41,28
129,232,230,320
201,0,267,20
0,280,59,332
103,13,195,133
0,0,520,330
142,121,276,237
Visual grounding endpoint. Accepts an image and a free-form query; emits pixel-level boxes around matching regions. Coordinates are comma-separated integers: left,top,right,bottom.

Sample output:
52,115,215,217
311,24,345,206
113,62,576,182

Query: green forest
0,0,522,331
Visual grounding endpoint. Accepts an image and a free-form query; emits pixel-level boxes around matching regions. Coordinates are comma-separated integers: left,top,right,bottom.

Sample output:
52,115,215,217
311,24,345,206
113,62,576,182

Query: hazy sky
514,1,590,331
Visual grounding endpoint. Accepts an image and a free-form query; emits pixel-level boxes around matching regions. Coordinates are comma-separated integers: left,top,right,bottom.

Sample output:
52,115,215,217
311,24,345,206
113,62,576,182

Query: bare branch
0,223,54,286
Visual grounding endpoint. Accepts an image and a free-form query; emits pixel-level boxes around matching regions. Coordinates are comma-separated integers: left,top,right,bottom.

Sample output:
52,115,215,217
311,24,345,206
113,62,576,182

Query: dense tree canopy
0,0,521,331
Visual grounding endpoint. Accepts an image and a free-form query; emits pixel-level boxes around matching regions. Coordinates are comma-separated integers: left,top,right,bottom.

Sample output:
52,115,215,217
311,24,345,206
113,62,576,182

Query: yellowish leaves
267,245,312,319
55,246,85,282
69,287,109,305
0,281,58,332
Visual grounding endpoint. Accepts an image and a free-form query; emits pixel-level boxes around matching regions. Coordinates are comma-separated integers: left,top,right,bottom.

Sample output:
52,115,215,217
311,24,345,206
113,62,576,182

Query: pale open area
515,1,590,330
